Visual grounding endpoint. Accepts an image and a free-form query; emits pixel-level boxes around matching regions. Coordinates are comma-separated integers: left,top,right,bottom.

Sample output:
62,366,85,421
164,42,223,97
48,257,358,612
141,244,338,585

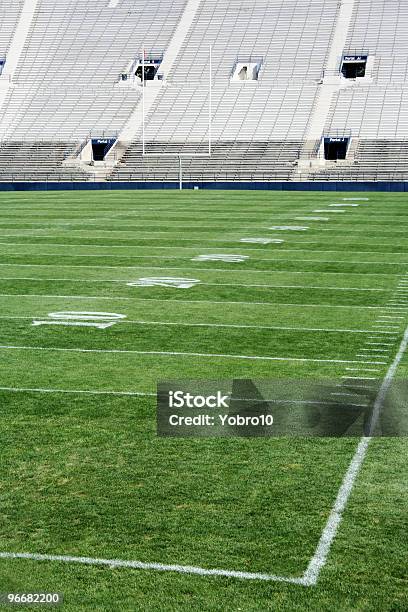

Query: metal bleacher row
0,0,185,143
167,0,339,85
0,1,24,57
0,0,407,182
14,0,188,87
311,140,408,181
110,140,302,182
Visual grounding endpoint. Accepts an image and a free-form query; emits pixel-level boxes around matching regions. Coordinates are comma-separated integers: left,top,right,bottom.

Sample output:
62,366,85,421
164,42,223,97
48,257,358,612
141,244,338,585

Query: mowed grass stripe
0,277,391,294
0,279,393,306
0,256,405,275
2,235,408,258
0,314,396,336
0,350,387,394
2,242,408,264
0,264,397,289
3,227,408,242
0,319,373,360
0,294,384,329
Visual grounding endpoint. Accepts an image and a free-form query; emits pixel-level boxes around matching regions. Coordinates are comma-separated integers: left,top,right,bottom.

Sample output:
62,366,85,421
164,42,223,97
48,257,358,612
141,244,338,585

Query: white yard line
0,387,154,396
3,228,408,240
303,324,408,585
1,243,408,261
0,315,385,335
0,345,385,364
0,275,389,293
0,293,397,310
0,260,403,275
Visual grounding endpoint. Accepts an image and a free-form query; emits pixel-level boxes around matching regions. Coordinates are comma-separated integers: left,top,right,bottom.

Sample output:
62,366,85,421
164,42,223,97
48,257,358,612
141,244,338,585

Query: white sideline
1,326,406,585
303,324,408,585
0,345,386,365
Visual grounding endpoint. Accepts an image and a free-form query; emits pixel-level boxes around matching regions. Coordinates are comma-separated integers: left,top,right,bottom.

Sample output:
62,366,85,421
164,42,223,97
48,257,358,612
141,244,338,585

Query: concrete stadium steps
108,140,302,182
0,141,87,181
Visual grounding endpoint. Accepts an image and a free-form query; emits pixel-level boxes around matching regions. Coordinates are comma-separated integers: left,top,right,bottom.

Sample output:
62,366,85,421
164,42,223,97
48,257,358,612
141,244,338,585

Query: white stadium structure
0,0,407,184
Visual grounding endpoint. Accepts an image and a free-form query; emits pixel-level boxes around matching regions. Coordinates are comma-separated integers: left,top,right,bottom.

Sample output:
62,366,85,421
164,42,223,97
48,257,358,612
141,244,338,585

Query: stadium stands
0,1,24,56
167,0,339,84
0,87,141,141
14,0,188,87
109,140,301,182
311,139,408,181
0,141,87,181
0,0,407,183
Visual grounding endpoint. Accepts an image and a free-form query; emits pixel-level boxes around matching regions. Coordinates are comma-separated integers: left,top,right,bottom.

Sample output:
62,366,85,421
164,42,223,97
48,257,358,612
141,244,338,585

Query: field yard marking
345,368,381,372
341,376,377,381
127,277,201,289
192,254,249,263
313,210,346,213
0,276,390,293
303,324,408,586
32,312,126,329
328,204,359,208
0,293,397,310
0,345,385,364
268,226,309,231
294,217,329,221
358,348,391,352
240,238,284,244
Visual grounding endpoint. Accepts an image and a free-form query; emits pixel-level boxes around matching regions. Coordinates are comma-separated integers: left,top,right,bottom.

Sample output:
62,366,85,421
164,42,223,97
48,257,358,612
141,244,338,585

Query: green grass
0,189,407,611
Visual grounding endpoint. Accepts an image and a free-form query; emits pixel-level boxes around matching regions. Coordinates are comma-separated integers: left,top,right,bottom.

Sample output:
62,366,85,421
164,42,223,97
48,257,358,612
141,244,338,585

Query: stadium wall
0,181,408,192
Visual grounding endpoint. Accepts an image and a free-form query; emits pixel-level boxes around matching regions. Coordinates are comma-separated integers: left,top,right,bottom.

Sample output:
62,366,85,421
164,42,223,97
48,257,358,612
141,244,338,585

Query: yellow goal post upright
142,46,213,190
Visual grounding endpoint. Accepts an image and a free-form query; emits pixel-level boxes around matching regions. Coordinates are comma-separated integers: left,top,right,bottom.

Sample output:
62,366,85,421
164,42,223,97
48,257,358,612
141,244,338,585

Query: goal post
142,46,213,190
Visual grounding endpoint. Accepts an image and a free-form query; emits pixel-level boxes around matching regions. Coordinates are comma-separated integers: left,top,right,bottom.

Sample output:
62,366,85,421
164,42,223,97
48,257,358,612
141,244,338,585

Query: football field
0,189,406,610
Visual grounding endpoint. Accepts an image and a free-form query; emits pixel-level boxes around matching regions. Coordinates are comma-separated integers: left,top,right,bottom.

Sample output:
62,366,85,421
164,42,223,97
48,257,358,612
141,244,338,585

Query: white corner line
303,324,408,585
0,552,307,585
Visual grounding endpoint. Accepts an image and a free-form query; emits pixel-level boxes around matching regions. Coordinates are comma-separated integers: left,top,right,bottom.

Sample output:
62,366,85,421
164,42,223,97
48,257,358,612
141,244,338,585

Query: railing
1,171,408,183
